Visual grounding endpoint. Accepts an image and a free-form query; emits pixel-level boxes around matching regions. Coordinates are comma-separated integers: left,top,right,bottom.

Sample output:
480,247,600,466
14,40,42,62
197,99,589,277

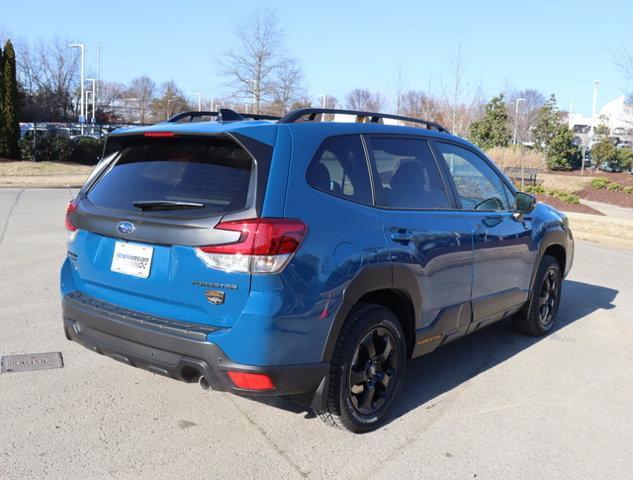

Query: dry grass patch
0,160,93,177
487,147,546,171
539,173,595,193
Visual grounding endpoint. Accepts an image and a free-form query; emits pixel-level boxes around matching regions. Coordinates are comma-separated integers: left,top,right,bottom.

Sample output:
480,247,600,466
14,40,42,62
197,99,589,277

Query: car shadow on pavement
249,280,618,425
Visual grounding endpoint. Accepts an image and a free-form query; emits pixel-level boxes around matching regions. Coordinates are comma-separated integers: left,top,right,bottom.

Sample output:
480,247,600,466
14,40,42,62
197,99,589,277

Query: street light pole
513,98,525,145
585,80,600,175
68,43,85,134
193,92,202,112
86,78,96,124
513,98,526,189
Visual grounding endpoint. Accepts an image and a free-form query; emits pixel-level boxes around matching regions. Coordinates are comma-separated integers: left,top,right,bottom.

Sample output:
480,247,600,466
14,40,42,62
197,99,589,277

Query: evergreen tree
532,94,579,170
0,40,20,159
0,43,4,157
469,94,511,150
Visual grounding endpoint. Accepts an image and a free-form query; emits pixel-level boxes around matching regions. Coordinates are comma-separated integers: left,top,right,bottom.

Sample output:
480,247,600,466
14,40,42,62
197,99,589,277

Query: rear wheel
318,303,406,433
513,255,562,336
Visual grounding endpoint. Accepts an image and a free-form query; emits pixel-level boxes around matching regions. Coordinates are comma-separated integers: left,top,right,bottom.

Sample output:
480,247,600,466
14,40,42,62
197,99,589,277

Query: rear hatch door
67,133,270,328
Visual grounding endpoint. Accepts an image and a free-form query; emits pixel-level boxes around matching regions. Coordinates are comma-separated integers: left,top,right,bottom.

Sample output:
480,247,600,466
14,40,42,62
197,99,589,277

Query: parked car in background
61,108,574,432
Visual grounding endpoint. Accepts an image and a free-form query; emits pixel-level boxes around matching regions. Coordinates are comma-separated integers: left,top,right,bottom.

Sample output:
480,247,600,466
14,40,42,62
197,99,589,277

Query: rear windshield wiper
132,200,205,211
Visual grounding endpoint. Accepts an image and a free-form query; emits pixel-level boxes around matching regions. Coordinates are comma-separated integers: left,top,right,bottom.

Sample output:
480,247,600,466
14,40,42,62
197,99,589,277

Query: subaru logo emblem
117,221,135,236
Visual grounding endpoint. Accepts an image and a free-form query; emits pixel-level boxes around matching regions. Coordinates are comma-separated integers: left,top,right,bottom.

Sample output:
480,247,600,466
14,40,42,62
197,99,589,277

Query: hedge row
19,133,104,165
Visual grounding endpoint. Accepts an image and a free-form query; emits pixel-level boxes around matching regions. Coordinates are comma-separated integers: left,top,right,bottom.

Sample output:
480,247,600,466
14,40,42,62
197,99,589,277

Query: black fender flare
528,226,569,297
320,262,422,363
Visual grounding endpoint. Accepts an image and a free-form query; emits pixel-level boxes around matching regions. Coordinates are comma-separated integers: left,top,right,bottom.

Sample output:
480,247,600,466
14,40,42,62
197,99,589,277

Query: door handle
390,231,412,243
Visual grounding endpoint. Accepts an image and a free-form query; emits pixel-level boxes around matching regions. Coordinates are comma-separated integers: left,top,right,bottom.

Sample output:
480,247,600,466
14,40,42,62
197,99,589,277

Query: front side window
436,142,512,211
306,135,372,205
367,137,450,209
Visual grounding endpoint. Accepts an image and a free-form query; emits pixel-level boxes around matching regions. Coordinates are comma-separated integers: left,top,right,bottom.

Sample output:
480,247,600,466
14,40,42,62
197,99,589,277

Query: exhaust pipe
199,375,210,391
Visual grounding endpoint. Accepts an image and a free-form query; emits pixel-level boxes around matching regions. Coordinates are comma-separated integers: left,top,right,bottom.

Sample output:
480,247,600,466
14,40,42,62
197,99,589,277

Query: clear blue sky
3,0,632,115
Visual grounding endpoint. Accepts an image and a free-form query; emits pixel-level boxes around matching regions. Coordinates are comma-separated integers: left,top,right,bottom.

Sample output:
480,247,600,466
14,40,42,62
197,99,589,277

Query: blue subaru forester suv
61,108,573,432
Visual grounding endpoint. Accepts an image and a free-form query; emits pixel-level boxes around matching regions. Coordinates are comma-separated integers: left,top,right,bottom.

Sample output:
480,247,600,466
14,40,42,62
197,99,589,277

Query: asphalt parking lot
1,188,632,480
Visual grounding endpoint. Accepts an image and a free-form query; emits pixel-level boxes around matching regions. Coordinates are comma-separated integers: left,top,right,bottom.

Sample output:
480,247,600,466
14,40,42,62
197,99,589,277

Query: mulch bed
535,195,604,215
579,187,633,208
548,170,633,208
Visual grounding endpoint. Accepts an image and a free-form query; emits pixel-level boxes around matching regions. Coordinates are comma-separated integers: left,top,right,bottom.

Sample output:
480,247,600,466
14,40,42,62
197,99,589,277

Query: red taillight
195,219,307,274
65,200,77,232
143,131,175,137
199,219,307,255
227,371,275,391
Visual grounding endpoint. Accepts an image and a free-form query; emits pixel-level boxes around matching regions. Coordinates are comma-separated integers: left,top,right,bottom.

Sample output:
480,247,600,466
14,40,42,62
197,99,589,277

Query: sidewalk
581,199,633,220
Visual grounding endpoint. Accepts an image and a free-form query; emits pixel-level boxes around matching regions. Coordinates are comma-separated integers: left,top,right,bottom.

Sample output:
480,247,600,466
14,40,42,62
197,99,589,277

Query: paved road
1,188,632,480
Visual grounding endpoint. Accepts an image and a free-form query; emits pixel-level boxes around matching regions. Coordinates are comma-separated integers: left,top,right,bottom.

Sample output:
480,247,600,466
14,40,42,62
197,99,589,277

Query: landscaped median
0,160,92,188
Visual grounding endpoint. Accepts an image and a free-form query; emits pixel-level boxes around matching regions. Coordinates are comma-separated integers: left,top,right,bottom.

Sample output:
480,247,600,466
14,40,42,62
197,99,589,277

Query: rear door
433,141,535,325
366,135,473,352
67,134,268,328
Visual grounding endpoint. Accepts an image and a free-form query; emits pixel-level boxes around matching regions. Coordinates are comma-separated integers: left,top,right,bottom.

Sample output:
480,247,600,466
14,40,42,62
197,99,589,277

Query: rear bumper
62,292,329,399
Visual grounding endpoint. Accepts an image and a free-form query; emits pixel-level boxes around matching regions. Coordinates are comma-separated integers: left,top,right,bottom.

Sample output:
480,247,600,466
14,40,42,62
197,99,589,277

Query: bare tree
220,9,304,113
270,62,305,114
613,46,633,100
17,37,80,121
126,76,156,123
439,45,482,136
95,81,127,122
345,88,384,111
399,90,440,122
150,80,190,122
392,65,407,115
506,89,546,142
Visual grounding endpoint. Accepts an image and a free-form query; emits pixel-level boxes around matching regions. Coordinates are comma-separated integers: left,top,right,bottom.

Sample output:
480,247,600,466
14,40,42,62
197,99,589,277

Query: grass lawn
0,160,93,177
0,160,92,187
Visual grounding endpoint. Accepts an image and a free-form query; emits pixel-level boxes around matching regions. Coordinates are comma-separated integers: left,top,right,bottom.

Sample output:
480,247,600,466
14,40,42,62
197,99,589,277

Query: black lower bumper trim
62,293,329,398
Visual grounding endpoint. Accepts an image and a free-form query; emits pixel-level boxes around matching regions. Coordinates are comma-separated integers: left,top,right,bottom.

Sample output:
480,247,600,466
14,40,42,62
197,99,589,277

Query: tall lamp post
193,92,202,112
513,98,525,145
68,44,85,133
86,78,96,125
513,98,526,188
585,80,600,175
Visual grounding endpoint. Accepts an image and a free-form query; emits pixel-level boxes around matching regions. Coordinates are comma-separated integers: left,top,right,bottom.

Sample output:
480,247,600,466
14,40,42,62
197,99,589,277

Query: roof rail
167,109,281,123
278,108,449,133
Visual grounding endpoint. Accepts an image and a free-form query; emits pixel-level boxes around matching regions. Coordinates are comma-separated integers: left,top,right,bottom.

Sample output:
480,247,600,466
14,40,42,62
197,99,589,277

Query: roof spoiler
167,109,281,123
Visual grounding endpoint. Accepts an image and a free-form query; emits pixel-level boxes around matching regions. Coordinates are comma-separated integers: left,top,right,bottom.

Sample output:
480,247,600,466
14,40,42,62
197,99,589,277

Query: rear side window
88,137,253,214
367,137,450,209
306,135,372,205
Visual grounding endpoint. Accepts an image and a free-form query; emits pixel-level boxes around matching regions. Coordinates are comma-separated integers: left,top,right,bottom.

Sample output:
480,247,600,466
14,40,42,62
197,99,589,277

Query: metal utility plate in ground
0,352,64,373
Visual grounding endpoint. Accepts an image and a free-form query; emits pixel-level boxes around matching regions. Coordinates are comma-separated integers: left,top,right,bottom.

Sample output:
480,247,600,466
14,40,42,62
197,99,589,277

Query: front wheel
513,255,562,336
318,303,407,433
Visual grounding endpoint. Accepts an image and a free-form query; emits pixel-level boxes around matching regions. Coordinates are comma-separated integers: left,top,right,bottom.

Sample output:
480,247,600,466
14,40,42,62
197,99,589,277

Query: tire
318,302,407,433
513,255,562,336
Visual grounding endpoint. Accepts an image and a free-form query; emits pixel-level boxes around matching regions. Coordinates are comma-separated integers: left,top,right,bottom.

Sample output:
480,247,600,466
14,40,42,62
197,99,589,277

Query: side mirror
515,192,536,214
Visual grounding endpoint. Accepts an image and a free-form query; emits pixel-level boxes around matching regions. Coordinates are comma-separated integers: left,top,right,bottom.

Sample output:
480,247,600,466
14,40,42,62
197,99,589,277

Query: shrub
624,186,633,194
591,138,617,166
607,182,622,192
69,137,104,165
550,190,580,205
616,148,633,170
523,184,545,195
20,132,72,163
19,132,104,164
591,177,611,189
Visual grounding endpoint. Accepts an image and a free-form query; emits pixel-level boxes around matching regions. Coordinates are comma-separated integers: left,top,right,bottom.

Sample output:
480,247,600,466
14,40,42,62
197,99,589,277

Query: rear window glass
88,137,253,214
306,135,372,205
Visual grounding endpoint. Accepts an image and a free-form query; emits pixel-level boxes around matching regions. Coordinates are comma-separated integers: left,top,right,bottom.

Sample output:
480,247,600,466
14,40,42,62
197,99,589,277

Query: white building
568,95,633,145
